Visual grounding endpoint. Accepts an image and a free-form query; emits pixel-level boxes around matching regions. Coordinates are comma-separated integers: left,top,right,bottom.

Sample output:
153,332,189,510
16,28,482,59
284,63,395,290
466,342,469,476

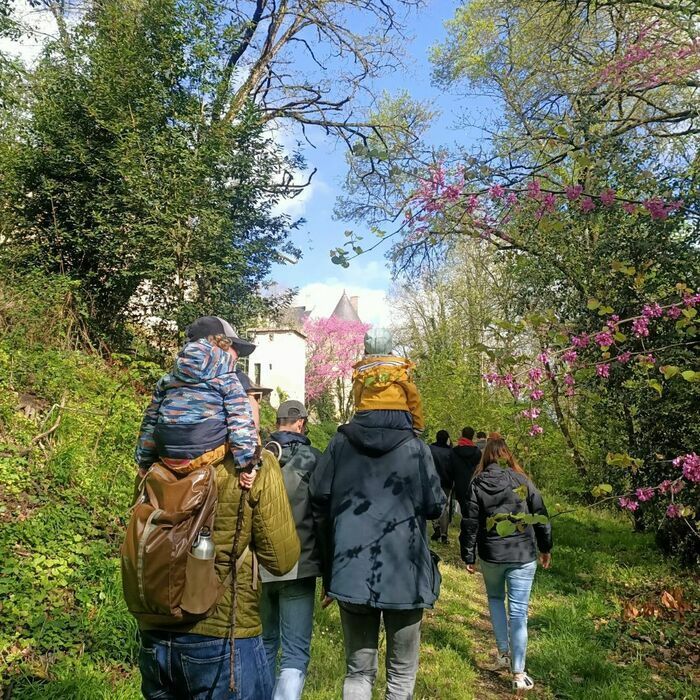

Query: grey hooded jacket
310,414,445,610
261,430,322,581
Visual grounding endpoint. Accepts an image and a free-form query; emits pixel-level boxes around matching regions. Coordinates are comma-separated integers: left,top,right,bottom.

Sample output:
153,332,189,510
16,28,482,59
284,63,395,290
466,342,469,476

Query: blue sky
269,2,496,325
1,1,497,326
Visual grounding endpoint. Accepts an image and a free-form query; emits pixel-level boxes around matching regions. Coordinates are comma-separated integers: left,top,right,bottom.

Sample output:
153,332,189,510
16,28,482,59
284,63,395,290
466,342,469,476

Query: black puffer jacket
310,413,445,610
451,443,482,509
460,463,552,565
429,443,454,491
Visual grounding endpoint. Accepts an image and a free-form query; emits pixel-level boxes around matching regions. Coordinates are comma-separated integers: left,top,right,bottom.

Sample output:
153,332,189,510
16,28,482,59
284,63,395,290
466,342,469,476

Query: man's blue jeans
480,560,537,674
139,630,273,700
260,577,316,699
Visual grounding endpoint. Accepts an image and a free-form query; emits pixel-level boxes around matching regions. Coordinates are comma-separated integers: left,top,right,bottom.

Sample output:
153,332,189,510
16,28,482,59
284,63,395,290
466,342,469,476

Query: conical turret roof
331,291,361,322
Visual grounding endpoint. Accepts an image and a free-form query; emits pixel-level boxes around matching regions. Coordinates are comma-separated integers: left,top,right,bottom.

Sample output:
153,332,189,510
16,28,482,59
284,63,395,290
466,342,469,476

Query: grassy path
305,506,698,700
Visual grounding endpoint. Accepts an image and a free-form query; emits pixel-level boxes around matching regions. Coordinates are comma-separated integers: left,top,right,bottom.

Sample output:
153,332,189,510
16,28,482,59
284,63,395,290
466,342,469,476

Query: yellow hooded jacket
351,354,425,431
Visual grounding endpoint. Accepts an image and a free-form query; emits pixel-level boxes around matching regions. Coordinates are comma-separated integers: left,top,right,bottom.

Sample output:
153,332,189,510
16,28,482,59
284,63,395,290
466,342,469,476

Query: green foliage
0,0,299,347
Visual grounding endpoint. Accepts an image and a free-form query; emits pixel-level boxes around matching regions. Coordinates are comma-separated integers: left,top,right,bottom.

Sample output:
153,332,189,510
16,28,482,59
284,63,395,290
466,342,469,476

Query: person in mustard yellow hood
351,328,425,433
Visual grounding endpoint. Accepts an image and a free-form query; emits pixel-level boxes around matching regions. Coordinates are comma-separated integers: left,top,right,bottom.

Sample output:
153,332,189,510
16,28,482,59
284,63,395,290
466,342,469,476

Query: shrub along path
0,338,697,699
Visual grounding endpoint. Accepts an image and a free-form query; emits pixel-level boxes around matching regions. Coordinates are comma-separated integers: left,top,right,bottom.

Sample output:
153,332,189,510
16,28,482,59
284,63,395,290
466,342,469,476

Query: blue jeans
260,577,316,698
139,630,273,700
480,560,537,674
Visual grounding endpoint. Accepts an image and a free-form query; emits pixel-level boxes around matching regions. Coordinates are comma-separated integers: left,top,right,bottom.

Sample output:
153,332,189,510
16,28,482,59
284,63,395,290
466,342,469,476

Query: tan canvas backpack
121,462,228,627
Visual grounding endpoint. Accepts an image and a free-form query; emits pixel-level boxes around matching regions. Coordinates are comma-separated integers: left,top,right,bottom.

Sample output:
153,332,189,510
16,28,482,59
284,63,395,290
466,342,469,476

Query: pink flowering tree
329,0,699,558
304,315,370,423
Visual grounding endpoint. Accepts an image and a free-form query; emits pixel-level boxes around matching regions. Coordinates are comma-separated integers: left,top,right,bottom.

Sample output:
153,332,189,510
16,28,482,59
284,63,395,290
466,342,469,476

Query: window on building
269,333,274,342
254,363,261,385
269,364,273,370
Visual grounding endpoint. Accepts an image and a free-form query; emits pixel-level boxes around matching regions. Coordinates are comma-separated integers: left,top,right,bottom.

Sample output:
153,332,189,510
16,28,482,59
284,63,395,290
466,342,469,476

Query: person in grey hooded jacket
310,411,444,700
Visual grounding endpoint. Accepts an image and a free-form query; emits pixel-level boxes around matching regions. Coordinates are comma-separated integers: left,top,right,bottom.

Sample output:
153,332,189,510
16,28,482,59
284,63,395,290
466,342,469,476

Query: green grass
1,341,698,699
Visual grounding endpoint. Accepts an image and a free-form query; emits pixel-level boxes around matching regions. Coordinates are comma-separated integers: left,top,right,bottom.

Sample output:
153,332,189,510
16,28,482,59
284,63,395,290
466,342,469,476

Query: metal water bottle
191,527,215,560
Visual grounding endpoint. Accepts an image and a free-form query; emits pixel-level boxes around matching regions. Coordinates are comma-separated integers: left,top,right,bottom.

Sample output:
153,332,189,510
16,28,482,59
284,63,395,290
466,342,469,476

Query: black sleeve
309,438,337,592
419,443,446,520
527,480,553,554
459,480,480,564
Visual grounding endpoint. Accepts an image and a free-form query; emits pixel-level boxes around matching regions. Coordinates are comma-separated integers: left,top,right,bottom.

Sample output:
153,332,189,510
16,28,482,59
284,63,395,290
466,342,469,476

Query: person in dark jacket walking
261,400,322,700
310,411,445,700
430,430,454,543
460,435,552,694
451,426,482,512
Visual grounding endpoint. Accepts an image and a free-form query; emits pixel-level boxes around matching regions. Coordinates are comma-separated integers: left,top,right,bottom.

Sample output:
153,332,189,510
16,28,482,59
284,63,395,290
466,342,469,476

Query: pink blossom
619,497,639,512
666,503,682,519
564,373,575,386
643,197,670,220
564,386,576,397
522,407,541,420
600,188,616,206
537,352,550,365
542,191,556,213
596,363,610,378
505,192,518,206
530,389,544,401
635,487,655,502
465,194,479,213
666,305,682,319
622,202,637,215
642,303,663,319
562,349,578,364
658,480,673,494
527,180,542,200
528,368,544,384
304,316,370,401
671,480,685,495
632,317,649,337
529,424,544,437
484,372,500,384
489,184,505,199
617,351,632,364
595,331,614,348
673,453,700,483
580,197,596,213
565,184,583,201
683,293,700,307
571,333,590,348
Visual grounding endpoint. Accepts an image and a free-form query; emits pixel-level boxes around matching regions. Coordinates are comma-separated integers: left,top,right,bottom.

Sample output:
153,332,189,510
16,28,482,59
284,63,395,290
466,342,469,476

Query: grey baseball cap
185,316,256,357
277,400,308,420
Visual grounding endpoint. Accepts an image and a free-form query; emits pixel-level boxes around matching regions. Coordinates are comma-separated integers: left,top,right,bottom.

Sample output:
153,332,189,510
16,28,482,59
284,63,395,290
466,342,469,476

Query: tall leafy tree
0,0,300,344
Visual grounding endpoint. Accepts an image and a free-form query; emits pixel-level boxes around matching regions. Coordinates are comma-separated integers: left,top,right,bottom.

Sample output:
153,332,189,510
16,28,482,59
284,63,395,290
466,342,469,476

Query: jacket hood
270,430,311,447
172,339,235,383
476,462,518,495
352,355,413,372
339,420,413,456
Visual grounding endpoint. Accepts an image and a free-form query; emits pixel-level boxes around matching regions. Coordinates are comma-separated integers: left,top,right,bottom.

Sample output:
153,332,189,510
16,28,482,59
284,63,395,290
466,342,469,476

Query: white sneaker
512,673,535,693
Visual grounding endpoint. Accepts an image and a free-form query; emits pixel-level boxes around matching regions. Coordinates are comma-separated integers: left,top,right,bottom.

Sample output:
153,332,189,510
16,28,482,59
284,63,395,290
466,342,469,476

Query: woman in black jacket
460,435,552,693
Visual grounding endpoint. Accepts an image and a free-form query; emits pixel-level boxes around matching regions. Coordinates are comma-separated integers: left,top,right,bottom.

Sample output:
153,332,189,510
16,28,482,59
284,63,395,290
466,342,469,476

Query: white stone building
245,291,364,409
246,328,307,407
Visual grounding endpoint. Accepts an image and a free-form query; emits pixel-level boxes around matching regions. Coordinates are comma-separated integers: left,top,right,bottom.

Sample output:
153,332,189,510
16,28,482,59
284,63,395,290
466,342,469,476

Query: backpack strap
264,440,283,462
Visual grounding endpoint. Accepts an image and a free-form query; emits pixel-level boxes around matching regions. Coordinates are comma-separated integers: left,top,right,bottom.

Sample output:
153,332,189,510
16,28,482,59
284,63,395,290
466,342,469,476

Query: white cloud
271,176,330,220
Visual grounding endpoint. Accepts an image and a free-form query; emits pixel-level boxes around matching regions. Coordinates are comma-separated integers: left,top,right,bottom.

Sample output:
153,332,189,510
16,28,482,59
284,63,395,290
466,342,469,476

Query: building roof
331,291,362,323
248,328,307,340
